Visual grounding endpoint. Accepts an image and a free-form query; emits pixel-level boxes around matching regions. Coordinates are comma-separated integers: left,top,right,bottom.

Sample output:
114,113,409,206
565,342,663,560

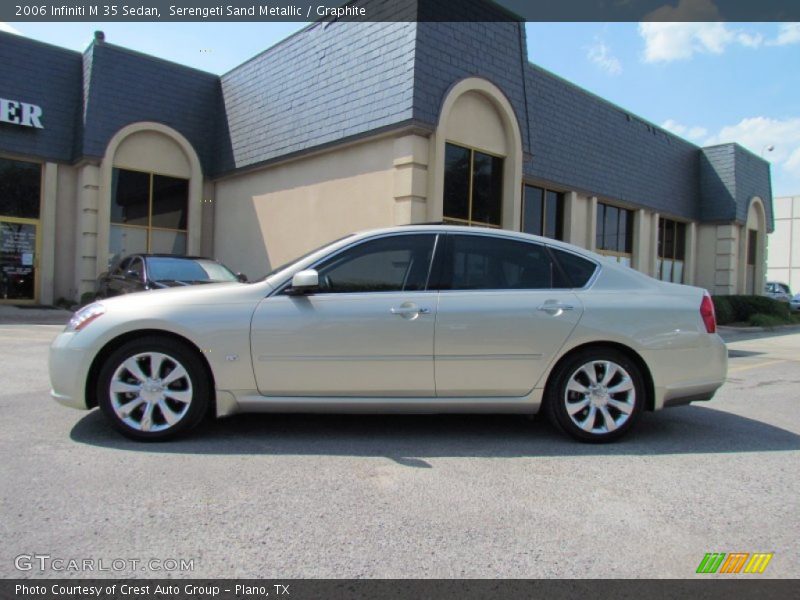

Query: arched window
110,167,189,259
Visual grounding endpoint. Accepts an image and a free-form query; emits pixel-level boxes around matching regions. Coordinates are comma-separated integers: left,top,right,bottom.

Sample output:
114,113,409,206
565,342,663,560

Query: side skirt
215,389,544,417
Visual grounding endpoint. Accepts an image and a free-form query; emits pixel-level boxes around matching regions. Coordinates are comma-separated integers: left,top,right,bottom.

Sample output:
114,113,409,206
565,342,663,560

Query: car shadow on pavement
69,404,800,461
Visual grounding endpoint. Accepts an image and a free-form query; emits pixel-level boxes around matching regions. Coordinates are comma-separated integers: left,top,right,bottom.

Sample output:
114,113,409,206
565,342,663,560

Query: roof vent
94,30,105,44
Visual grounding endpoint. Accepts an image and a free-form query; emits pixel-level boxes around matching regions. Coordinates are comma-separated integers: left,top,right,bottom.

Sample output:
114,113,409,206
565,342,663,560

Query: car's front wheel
97,336,210,441
544,347,645,443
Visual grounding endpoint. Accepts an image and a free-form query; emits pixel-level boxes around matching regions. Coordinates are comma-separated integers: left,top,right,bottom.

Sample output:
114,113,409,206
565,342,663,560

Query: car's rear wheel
544,347,644,443
97,336,209,441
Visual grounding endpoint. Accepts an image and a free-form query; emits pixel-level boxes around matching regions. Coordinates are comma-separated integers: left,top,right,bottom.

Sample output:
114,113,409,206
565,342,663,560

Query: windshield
262,234,356,279
146,257,238,283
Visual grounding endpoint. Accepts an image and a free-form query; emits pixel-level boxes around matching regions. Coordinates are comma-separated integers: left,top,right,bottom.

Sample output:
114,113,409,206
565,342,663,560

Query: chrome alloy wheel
564,360,635,434
109,352,193,433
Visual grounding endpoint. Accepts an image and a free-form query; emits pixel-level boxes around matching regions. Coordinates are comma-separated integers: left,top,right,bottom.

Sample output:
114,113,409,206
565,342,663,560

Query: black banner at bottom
4,580,800,600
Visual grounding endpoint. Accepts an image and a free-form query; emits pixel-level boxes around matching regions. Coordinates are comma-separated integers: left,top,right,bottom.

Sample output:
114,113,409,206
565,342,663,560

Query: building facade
0,0,773,305
767,195,800,292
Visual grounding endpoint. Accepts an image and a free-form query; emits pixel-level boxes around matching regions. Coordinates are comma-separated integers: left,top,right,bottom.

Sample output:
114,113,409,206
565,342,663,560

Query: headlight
66,303,106,332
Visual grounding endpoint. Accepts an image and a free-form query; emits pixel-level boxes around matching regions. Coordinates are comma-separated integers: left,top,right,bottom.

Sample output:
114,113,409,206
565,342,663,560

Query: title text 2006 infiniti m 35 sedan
50,226,727,443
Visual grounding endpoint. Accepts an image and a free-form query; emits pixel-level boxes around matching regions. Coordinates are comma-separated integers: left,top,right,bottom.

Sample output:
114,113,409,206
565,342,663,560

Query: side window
313,234,436,294
550,247,598,288
113,257,131,276
128,258,145,282
444,235,558,290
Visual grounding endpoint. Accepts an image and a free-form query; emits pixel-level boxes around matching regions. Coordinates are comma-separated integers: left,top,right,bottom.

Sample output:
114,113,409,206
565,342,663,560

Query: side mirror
288,269,319,295
236,272,248,283
125,270,140,281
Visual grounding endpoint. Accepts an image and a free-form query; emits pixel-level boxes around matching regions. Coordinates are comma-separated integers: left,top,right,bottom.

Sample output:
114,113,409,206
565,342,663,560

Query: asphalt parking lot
1,322,798,579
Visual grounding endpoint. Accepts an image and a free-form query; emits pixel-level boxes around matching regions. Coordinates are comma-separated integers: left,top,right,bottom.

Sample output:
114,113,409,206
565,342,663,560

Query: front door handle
390,303,431,319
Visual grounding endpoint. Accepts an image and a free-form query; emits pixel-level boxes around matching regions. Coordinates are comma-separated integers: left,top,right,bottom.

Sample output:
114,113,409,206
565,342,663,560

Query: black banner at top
3,0,800,23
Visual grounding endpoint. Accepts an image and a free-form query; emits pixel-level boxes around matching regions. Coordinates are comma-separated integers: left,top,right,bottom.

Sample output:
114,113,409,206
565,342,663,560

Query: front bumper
49,331,91,410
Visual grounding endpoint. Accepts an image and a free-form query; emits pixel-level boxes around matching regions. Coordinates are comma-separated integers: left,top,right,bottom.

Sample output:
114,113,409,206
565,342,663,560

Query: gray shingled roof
218,19,417,174
0,32,82,163
78,42,222,175
0,2,773,230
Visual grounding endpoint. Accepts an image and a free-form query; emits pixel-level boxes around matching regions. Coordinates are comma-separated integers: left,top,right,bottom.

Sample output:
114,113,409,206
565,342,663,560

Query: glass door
0,218,39,303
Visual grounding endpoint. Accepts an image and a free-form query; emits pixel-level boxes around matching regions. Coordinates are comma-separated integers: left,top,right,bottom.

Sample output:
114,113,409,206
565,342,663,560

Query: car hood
96,280,273,311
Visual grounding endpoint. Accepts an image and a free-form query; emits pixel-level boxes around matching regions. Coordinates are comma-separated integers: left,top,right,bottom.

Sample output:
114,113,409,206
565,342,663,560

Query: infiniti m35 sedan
50,225,727,443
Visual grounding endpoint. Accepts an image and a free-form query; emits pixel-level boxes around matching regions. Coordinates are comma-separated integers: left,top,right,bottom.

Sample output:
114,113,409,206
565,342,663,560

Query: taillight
700,292,716,334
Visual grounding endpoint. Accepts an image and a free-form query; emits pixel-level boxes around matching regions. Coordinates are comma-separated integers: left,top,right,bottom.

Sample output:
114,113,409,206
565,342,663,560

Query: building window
522,184,564,240
443,142,503,228
110,168,188,260
0,157,41,302
657,218,686,283
0,157,41,220
596,202,634,266
747,229,758,295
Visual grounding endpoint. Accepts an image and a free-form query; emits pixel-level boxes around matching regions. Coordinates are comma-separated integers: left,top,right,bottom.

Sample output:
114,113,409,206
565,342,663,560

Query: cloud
639,19,800,63
639,22,731,62
704,117,800,186
767,23,800,46
661,119,708,141
736,32,763,48
637,21,768,62
0,22,21,35
587,39,622,75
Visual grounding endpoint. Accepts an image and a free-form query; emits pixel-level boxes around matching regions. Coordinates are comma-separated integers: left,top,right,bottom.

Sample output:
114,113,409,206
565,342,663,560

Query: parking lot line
727,359,787,373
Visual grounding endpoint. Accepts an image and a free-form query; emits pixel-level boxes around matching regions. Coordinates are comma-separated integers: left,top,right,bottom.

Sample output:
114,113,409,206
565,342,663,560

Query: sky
1,19,799,196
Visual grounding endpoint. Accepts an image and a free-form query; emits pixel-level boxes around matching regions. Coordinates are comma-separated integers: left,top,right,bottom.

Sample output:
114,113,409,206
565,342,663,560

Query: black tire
97,336,210,441
543,347,645,443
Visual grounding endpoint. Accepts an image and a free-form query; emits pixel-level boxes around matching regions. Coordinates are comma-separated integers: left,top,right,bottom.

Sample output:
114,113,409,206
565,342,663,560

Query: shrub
748,313,790,328
712,295,790,324
79,291,96,307
712,296,734,325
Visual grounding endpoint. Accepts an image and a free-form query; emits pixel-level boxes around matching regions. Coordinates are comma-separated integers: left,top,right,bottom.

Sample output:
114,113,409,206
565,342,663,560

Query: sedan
791,294,800,313
95,254,246,299
50,226,727,443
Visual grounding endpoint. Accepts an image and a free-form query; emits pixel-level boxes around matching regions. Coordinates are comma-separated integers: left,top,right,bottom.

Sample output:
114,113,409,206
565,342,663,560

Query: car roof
139,254,218,260
351,224,597,258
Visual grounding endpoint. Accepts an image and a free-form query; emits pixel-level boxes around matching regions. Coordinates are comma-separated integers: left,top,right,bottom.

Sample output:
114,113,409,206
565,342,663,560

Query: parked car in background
95,254,246,299
765,281,792,302
51,226,727,444
790,294,800,313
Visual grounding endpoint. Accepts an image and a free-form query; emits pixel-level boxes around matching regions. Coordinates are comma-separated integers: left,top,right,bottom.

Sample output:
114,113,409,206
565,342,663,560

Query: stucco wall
53,164,78,302
213,136,400,280
767,195,800,292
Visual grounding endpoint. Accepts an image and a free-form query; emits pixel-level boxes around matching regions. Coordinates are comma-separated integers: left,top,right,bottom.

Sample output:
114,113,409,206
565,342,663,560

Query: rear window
550,248,597,288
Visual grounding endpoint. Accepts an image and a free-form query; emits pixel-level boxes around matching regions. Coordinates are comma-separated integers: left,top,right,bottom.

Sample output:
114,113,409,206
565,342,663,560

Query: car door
434,233,586,397
250,233,440,397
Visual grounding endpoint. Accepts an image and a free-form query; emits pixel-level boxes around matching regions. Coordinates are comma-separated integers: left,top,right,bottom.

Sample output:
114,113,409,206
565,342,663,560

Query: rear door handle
390,306,431,315
537,303,574,314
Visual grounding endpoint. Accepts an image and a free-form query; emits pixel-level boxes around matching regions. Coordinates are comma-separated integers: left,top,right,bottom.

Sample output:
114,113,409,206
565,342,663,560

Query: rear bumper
661,383,722,407
648,333,728,411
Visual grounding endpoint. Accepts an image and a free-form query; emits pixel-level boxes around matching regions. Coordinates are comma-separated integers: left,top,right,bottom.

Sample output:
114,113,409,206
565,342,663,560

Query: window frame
595,202,634,263
438,232,598,292
110,166,189,255
0,156,43,221
443,141,504,229
276,232,442,296
657,217,688,284
521,183,565,241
